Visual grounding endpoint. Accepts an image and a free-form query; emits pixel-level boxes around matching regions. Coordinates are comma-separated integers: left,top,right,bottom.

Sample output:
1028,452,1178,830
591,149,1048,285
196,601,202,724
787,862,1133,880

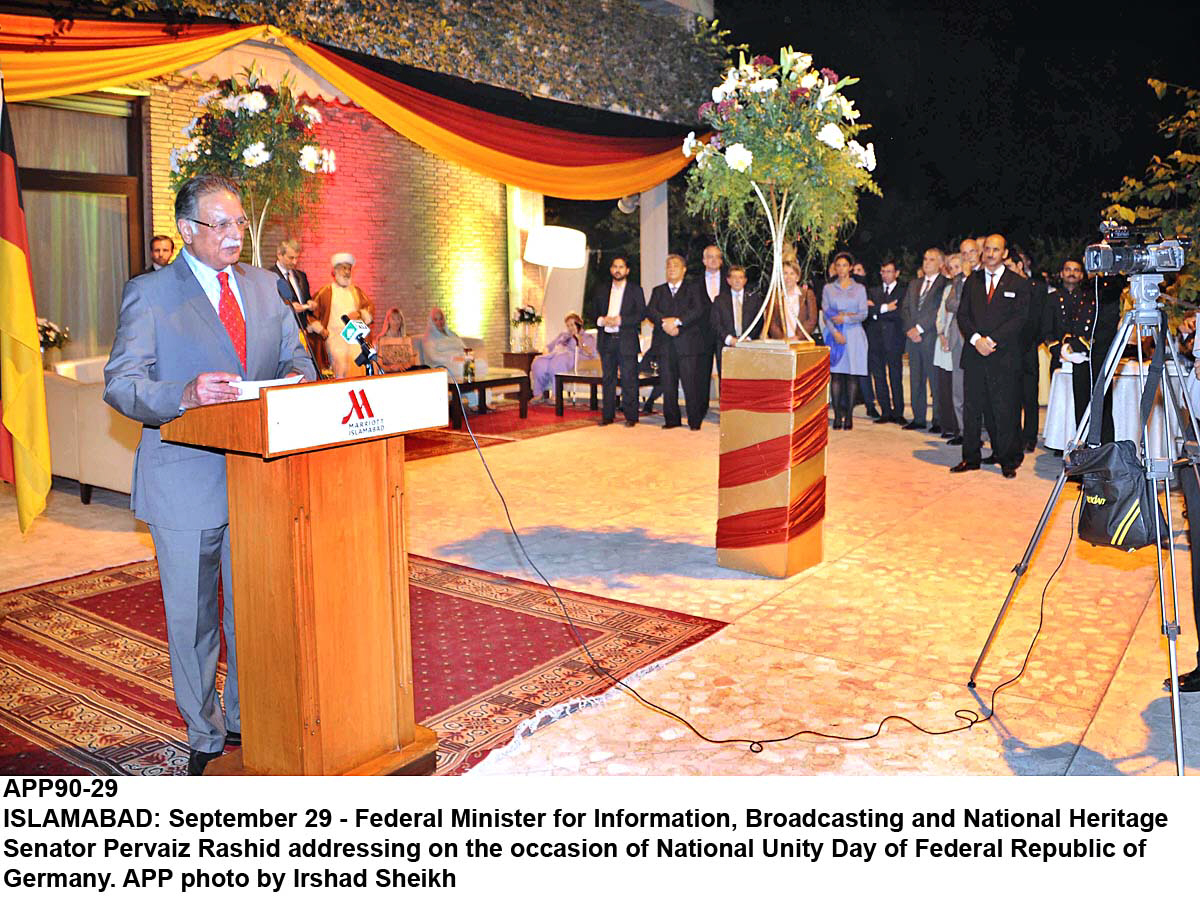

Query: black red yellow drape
0,14,693,198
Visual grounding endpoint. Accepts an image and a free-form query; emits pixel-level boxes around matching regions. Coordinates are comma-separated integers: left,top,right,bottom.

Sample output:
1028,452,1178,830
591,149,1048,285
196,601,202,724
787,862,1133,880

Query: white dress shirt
969,267,1005,347
915,275,937,334
880,281,897,313
705,270,721,300
602,280,626,333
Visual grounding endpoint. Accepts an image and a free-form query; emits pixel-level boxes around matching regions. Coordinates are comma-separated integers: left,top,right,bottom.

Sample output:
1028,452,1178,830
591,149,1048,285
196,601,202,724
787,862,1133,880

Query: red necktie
986,274,997,303
217,271,247,370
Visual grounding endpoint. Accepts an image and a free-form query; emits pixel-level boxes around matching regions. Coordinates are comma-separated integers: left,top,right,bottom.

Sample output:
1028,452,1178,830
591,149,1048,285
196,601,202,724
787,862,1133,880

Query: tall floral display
683,49,879,340
171,67,336,266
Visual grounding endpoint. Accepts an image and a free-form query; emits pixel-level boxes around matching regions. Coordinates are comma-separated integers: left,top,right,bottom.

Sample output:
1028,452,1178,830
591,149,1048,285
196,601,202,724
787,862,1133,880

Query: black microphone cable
439,367,1080,754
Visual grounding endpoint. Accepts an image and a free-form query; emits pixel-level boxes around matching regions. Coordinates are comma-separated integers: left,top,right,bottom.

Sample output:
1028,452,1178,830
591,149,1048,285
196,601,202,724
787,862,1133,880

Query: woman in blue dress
822,251,869,429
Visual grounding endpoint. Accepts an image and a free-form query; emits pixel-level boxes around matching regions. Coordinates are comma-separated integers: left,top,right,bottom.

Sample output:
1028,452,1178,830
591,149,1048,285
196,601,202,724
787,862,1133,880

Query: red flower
753,55,774,67
821,67,839,84
259,84,277,98
717,98,735,117
290,116,306,131
217,117,233,138
789,87,810,103
697,101,714,120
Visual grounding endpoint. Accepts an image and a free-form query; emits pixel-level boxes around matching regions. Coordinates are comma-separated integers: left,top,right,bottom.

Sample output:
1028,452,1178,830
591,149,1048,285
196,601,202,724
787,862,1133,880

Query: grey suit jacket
902,274,948,338
104,255,316,529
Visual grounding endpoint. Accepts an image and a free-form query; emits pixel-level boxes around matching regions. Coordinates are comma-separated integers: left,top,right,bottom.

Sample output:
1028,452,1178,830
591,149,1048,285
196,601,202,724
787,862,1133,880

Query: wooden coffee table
554,371,660,416
448,367,531,430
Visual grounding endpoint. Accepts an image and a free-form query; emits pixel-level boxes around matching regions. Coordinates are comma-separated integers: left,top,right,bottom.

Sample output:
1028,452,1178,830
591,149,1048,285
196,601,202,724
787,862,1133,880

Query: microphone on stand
341,314,379,376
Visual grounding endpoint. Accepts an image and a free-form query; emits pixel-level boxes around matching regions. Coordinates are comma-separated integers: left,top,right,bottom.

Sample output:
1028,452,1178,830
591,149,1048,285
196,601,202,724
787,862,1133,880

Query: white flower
181,117,199,138
816,123,845,150
298,144,321,173
846,140,877,172
242,141,272,168
319,148,336,174
219,94,242,112
712,68,741,103
197,88,220,107
183,137,200,157
682,131,698,157
836,94,860,121
723,142,753,173
748,78,778,94
800,70,819,90
169,147,182,174
794,53,813,72
816,81,839,109
241,91,268,115
695,143,717,170
301,104,323,125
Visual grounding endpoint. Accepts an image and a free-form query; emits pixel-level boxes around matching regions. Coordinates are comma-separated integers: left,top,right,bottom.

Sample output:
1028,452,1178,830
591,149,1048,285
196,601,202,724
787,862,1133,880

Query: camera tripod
968,273,1200,776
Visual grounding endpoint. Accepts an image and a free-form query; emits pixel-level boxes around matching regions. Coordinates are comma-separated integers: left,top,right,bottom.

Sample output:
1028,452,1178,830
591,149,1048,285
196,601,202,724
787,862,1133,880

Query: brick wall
143,76,510,361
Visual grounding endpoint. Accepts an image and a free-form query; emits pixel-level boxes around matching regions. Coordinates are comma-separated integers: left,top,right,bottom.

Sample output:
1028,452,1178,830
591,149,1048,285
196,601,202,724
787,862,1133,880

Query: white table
1043,360,1187,457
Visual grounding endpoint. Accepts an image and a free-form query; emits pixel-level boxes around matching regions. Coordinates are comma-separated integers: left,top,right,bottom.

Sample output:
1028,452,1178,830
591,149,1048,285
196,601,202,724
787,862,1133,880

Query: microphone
341,314,378,375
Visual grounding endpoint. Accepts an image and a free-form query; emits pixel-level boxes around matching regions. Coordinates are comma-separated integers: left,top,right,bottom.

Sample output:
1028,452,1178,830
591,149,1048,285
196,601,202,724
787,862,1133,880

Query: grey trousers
906,336,938,426
148,523,238,752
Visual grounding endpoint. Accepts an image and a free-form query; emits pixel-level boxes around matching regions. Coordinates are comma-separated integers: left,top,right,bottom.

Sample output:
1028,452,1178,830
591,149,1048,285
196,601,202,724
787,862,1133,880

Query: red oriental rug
404,404,600,460
0,557,722,776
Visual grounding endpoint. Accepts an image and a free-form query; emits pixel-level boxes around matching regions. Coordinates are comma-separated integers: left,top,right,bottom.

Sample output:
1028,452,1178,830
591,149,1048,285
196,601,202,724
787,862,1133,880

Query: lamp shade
523,225,587,269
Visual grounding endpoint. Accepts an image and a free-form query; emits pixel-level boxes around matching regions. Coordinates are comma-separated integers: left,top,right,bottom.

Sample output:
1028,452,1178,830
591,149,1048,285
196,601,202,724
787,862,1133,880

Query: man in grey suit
901,247,947,431
104,175,315,775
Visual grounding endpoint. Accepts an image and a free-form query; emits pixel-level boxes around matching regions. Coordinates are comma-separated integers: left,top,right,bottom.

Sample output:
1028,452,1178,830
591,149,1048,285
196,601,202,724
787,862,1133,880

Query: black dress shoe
225,730,241,747
947,436,963,446
1002,467,1017,479
844,418,853,430
624,420,637,427
188,748,222,776
981,454,999,464
865,405,880,419
902,421,924,431
873,415,892,424
832,419,843,430
1024,440,1037,452
893,416,908,426
598,419,614,427
662,422,680,429
688,424,702,430
1165,667,1200,692
929,424,942,434
642,401,656,415
950,461,980,473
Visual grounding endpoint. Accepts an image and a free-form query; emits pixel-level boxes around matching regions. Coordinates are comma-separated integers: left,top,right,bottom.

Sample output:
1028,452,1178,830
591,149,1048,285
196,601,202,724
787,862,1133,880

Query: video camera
1084,220,1188,276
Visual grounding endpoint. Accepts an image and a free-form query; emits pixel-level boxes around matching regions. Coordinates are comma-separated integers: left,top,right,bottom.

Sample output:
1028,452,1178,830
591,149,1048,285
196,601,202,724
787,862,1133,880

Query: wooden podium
160,370,449,775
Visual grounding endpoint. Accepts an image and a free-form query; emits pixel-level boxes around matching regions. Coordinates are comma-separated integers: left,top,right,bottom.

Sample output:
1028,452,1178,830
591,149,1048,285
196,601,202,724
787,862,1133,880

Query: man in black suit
951,233,1030,478
711,265,763,369
902,248,948,431
273,238,312,313
142,234,175,274
593,255,646,427
647,254,708,429
697,244,728,415
867,259,907,424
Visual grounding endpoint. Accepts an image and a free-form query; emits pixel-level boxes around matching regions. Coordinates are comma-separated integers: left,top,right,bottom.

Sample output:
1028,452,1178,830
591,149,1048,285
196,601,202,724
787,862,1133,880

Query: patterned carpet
0,557,723,776
404,404,601,460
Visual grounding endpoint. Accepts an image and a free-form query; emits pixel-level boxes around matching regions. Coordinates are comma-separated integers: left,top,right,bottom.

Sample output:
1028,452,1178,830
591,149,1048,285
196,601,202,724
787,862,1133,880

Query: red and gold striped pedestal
716,341,830,578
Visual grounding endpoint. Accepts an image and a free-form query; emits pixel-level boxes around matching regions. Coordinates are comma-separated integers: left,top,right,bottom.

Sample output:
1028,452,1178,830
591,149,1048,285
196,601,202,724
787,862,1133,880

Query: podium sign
262,370,448,456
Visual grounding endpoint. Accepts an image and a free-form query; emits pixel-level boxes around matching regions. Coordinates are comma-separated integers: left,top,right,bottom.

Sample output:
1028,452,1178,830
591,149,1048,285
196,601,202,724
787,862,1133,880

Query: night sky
714,0,1200,270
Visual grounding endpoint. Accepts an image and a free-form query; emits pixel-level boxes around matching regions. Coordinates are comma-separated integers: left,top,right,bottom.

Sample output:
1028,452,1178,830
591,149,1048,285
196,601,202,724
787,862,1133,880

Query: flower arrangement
683,49,880,339
171,66,337,265
511,305,544,327
37,318,70,351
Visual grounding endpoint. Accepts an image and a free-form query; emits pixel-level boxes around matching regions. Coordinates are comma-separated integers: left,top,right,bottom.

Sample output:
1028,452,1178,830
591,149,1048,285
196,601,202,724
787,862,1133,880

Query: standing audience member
646,254,708,430
697,244,728,418
144,235,175,274
951,233,1030,479
823,252,869,430
711,264,764,362
309,252,374,379
902,248,948,431
933,253,964,442
868,259,906,424
772,259,818,339
593,255,645,426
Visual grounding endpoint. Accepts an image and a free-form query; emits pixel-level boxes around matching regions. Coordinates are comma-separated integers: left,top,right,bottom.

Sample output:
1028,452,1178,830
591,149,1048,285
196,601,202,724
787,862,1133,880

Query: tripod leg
969,311,1136,689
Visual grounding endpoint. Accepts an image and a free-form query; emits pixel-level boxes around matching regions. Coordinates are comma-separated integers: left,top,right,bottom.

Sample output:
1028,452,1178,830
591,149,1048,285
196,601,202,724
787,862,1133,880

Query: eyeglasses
188,216,250,234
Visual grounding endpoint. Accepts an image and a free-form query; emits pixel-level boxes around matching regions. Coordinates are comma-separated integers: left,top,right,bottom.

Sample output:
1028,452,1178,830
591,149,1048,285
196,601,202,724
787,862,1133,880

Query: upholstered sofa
43,356,140,502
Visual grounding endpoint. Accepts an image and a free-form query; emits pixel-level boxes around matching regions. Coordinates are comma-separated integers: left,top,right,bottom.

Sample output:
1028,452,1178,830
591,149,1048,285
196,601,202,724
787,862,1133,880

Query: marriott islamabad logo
341,389,375,424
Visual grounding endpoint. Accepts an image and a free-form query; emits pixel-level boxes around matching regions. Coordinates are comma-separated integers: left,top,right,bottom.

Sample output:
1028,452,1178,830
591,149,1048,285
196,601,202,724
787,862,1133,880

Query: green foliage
1105,79,1200,305
682,49,880,284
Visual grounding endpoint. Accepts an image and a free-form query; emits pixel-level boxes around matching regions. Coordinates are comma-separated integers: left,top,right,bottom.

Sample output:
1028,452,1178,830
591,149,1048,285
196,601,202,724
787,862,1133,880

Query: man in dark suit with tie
272,238,321,374
901,248,948,431
711,265,763,370
951,233,1030,478
104,175,315,774
697,244,729,416
142,234,175,275
867,259,907,424
592,255,646,427
647,254,708,429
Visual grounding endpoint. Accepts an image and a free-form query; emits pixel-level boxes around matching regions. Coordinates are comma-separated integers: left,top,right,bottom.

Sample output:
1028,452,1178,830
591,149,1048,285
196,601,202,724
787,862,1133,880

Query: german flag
0,73,50,532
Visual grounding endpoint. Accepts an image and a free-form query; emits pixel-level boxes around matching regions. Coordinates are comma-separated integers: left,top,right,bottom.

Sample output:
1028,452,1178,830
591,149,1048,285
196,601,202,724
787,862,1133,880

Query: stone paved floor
4,405,1197,775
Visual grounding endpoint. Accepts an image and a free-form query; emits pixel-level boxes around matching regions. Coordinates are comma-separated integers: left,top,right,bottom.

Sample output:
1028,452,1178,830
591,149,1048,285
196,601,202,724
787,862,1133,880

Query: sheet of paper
235,374,305,400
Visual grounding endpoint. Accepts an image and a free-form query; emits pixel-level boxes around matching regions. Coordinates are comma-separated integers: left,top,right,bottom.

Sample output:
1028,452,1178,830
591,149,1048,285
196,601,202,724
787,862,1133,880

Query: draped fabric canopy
0,14,693,198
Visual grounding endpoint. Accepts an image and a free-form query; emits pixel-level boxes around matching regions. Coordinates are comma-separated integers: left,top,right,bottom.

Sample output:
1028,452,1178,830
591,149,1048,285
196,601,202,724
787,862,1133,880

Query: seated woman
531,313,596,399
377,307,423,373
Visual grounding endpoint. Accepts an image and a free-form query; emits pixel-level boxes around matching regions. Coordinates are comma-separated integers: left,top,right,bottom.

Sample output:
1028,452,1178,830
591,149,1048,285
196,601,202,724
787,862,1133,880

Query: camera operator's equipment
969,223,1199,775
340,315,379,376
